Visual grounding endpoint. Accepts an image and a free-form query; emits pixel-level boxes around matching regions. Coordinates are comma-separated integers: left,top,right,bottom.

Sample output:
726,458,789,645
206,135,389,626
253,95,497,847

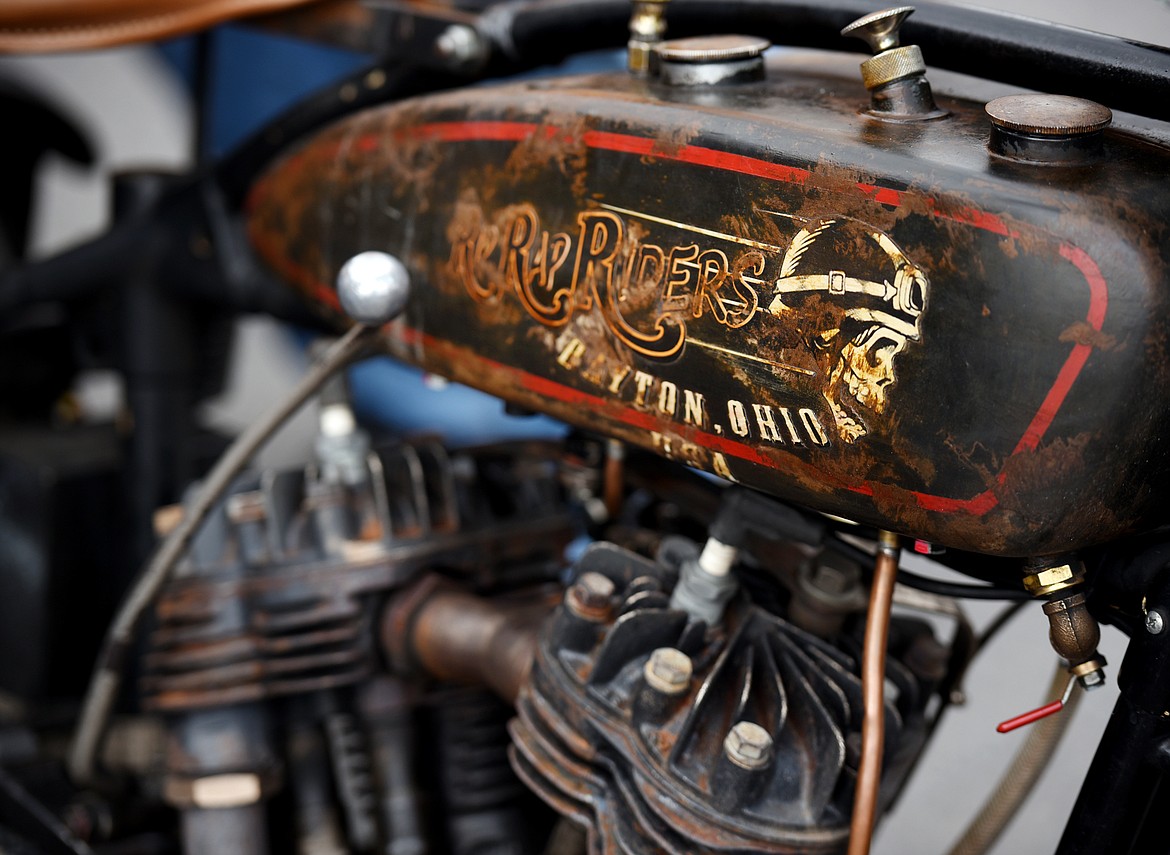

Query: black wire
897,568,1031,601
975,600,1030,651
824,536,1031,601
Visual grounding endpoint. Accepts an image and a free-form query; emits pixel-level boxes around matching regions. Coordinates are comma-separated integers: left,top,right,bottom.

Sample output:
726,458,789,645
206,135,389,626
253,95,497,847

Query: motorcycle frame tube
1057,570,1170,854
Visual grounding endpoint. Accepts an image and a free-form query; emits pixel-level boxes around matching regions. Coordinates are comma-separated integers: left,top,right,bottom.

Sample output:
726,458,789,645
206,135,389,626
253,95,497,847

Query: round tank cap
985,95,1112,137
658,35,770,64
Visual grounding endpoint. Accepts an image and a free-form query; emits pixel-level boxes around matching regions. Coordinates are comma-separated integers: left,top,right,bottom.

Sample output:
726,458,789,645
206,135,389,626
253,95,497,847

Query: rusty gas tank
245,51,1170,557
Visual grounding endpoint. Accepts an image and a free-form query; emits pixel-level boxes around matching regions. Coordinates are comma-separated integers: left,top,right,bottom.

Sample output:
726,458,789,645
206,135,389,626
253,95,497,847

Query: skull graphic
767,219,928,443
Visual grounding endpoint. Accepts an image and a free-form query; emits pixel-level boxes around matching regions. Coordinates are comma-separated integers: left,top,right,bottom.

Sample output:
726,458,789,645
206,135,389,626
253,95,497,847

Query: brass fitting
628,0,670,76
840,6,945,120
1027,556,1107,690
1022,562,1084,597
1042,592,1101,667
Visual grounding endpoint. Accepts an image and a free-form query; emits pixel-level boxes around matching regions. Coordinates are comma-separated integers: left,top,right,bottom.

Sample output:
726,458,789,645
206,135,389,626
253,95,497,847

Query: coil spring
434,688,531,855
326,712,380,851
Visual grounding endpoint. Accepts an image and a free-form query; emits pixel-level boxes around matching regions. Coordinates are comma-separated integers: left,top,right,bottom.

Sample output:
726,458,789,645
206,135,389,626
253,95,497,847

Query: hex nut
1078,669,1106,691
724,721,774,770
1070,655,1108,691
567,572,616,621
644,648,692,695
1022,563,1082,597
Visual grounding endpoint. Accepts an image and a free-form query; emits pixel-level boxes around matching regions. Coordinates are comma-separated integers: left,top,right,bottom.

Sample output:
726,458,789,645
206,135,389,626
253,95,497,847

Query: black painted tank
245,51,1170,557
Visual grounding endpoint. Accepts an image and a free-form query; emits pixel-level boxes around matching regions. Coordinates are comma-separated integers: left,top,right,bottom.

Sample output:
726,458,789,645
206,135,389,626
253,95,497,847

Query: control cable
69,323,374,784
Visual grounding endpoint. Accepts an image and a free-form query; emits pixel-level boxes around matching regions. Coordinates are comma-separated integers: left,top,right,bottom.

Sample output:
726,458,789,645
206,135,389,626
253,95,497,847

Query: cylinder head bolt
724,721,774,770
841,6,945,120
567,571,616,622
644,647,693,695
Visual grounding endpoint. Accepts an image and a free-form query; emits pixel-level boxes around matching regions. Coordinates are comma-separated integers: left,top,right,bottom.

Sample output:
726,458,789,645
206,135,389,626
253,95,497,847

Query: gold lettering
581,354,609,387
683,390,707,428
556,337,586,370
450,203,796,362
712,452,737,481
527,229,572,292
570,212,623,310
728,400,750,437
581,213,685,359
511,204,575,325
651,431,674,457
450,222,501,301
633,371,655,407
629,243,666,301
752,404,784,442
658,381,678,416
800,408,830,447
662,244,698,312
727,250,763,328
692,248,730,322
608,366,632,394
501,206,535,283
779,407,804,445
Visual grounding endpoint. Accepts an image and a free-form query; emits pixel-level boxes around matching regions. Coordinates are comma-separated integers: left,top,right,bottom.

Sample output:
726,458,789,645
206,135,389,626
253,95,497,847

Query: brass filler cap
985,95,1113,137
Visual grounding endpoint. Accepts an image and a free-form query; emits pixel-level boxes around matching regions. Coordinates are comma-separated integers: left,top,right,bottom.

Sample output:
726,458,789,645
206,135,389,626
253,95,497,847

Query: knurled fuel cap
658,34,770,64
985,94,1111,163
658,35,770,86
985,95,1112,137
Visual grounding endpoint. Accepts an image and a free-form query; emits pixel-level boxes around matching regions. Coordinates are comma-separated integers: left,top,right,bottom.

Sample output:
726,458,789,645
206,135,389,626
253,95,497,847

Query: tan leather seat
0,0,322,53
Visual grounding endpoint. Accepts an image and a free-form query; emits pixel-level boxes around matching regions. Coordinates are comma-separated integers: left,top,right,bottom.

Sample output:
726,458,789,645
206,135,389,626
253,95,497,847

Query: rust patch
995,434,1092,519
502,113,591,201
1060,321,1119,351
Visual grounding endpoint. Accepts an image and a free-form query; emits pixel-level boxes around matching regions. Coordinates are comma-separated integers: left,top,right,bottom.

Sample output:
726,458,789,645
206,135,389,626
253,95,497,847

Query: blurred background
0,1,1167,852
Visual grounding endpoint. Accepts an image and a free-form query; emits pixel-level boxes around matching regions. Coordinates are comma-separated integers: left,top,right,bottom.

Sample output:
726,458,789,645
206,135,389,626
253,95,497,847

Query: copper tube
381,575,554,705
847,531,900,855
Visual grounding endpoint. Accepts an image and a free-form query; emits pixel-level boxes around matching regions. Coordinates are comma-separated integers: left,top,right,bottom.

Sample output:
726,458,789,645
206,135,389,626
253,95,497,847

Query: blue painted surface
166,36,628,443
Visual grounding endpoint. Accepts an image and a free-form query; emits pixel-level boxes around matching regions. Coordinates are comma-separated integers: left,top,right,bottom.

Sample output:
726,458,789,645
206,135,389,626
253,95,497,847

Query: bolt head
435,24,486,69
567,572,615,620
724,721,774,770
644,648,692,694
810,561,852,595
1148,609,1166,635
576,572,615,605
1078,669,1106,691
336,251,411,326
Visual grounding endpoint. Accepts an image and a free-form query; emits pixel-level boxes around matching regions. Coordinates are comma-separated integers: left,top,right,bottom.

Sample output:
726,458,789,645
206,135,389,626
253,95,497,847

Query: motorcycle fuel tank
246,51,1170,557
